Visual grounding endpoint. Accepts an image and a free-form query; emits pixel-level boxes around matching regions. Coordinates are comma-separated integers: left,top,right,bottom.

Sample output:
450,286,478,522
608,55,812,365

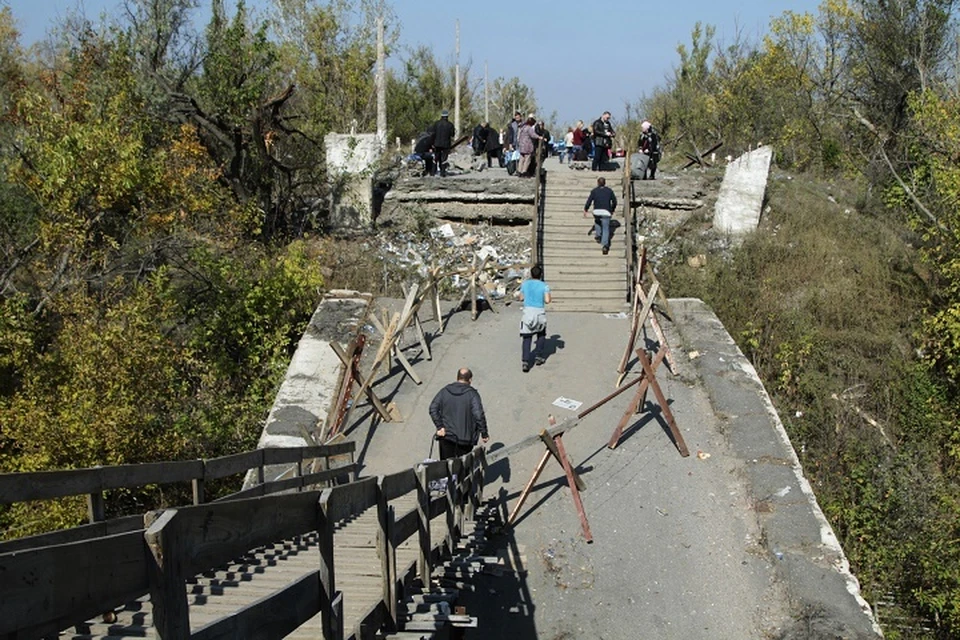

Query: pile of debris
380,222,532,302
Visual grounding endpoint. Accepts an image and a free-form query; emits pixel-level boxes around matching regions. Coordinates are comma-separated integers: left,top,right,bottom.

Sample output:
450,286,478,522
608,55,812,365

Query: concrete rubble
380,221,532,301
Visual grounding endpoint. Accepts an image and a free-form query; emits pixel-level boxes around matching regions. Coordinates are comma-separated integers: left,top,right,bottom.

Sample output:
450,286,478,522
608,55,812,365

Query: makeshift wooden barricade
608,345,689,456
616,249,675,386
507,417,593,543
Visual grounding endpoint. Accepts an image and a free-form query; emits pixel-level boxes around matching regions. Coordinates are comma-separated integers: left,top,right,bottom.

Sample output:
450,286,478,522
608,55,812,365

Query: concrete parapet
672,298,883,639
243,291,372,488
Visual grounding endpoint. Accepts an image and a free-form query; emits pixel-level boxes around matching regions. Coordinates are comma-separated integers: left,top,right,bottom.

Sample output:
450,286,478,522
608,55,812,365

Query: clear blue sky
5,0,823,127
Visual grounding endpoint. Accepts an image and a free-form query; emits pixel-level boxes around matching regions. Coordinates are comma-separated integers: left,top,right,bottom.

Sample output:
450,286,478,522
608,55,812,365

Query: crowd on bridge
411,109,662,180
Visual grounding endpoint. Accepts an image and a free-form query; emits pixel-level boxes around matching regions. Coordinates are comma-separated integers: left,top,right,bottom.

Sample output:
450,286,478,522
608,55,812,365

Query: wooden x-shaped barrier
608,346,689,457
507,421,593,543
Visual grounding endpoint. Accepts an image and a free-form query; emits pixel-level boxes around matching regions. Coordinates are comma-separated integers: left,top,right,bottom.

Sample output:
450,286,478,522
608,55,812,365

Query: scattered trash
774,486,791,498
603,312,628,319
688,350,700,360
696,450,711,460
437,223,455,238
552,397,583,412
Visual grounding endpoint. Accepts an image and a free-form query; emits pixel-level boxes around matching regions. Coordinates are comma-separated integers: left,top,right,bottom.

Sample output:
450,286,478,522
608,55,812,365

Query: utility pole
376,15,386,150
454,19,461,138
484,61,489,123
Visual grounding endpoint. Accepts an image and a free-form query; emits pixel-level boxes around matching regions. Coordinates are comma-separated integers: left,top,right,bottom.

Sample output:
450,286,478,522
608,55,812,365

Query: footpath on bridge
539,160,629,312
350,289,881,638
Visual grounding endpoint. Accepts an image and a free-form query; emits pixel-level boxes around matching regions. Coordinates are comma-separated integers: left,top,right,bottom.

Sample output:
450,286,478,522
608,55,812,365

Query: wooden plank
317,489,338,640
174,491,323,576
392,345,422,385
325,477,378,523
507,449,551,527
637,349,690,457
0,459,203,504
376,481,397,632
0,530,149,637
380,469,417,502
392,508,419,545
422,459,449,483
553,435,593,543
331,340,392,424
539,431,585,492
0,514,143,554
145,510,191,639
301,465,358,488
608,348,668,449
204,450,263,480
416,466,431,582
300,443,357,459
191,571,321,640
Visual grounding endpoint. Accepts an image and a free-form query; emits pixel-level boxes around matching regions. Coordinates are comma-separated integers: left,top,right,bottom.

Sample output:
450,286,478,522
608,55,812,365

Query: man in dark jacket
591,111,615,171
583,176,618,255
429,368,489,459
413,130,436,176
483,122,502,168
427,110,456,177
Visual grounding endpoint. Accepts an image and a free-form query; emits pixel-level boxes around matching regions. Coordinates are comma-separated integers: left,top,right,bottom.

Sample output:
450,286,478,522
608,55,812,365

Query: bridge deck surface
347,296,879,638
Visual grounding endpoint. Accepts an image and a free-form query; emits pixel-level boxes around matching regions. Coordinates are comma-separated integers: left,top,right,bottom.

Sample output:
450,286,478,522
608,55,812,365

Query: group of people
414,108,661,179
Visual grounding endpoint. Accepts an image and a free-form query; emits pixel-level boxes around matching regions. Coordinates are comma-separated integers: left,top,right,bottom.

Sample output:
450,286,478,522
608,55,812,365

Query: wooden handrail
0,446,486,640
0,442,355,514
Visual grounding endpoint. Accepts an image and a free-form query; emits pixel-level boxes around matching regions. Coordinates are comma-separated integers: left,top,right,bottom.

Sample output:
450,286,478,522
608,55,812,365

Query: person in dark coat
413,130,436,176
583,176,617,254
591,111,615,171
472,122,485,155
428,110,455,177
429,368,489,460
483,122,502,168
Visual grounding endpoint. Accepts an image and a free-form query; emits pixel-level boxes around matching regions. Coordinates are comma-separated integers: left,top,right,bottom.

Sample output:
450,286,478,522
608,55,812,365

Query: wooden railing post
317,488,341,640
477,448,487,507
144,510,190,639
461,452,474,523
86,466,105,524
192,459,205,505
444,458,461,554
415,465,432,583
376,478,398,631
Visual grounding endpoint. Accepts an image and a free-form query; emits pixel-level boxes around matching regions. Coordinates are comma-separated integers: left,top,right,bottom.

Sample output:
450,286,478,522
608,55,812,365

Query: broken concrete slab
243,290,373,488
713,146,773,235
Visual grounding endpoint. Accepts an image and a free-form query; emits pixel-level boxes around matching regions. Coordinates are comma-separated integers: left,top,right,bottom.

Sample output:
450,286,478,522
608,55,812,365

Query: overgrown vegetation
636,0,960,635
0,0,534,539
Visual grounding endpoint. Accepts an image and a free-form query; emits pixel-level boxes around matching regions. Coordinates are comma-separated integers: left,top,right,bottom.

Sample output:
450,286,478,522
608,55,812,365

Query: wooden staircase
539,162,629,312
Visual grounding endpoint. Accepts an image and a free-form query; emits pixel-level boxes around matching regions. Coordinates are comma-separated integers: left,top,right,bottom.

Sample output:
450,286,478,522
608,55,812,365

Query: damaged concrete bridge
0,150,882,639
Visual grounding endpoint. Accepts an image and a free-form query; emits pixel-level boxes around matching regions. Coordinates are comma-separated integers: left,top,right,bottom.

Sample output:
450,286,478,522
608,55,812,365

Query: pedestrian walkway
539,157,629,312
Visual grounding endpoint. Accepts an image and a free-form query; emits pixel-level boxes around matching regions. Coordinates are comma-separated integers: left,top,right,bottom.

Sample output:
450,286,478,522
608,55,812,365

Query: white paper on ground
552,397,583,411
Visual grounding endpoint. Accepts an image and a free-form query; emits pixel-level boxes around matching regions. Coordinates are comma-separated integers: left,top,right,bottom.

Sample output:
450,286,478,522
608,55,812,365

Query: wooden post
87,490,105,524
416,465,432,583
444,458,458,555
552,434,593,543
507,449,550,526
191,476,205,505
318,489,340,640
376,478,398,631
144,510,190,639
